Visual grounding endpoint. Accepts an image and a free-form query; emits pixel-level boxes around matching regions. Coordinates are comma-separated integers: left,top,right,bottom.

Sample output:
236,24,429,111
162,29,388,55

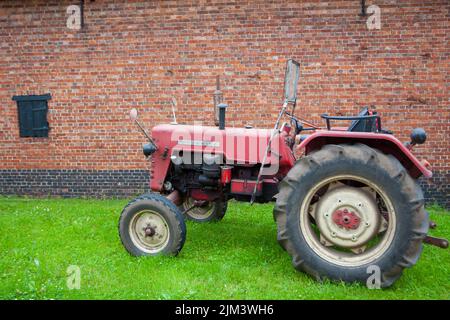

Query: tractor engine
169,154,223,192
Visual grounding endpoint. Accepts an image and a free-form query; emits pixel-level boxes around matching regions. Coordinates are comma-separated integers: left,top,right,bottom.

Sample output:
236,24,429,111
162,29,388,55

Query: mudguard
296,130,432,179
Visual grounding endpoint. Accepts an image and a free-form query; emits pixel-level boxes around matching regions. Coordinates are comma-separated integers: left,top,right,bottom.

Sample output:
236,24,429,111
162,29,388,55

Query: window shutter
31,100,49,137
17,100,34,137
13,94,51,138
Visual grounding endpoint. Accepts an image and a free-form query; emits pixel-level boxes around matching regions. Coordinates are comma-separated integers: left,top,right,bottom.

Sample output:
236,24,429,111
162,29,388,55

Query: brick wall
0,169,149,198
0,0,448,207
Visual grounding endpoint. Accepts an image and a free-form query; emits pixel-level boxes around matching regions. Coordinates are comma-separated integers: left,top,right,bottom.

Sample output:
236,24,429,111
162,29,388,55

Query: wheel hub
129,210,170,253
332,208,361,230
314,185,381,249
144,225,156,237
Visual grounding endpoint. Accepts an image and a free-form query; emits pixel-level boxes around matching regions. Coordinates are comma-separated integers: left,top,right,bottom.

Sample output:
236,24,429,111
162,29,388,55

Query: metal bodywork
297,130,432,178
148,124,431,199
149,124,295,196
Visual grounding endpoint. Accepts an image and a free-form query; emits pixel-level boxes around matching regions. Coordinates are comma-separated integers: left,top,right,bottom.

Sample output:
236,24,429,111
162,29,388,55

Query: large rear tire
119,193,186,256
274,143,428,287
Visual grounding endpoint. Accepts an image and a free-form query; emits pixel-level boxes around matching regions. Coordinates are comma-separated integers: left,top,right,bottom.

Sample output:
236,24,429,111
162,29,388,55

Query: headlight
143,143,157,157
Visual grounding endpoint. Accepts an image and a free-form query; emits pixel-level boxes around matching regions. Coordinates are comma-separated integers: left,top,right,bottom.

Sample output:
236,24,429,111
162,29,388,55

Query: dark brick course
0,170,150,198
420,170,449,209
0,169,447,208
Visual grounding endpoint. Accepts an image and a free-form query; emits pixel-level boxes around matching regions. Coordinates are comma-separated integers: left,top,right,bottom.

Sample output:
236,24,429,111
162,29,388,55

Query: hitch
423,236,449,249
423,219,449,249
429,220,437,229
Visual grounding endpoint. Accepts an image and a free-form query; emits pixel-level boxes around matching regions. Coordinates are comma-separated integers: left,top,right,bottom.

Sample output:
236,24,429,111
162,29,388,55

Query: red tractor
119,60,447,287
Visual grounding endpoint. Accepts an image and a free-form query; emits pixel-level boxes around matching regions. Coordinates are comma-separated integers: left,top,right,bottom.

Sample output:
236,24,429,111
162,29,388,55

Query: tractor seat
347,107,377,132
321,107,391,133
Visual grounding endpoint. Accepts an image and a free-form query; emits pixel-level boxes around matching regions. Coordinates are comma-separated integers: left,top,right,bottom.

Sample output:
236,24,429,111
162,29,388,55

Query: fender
297,130,432,179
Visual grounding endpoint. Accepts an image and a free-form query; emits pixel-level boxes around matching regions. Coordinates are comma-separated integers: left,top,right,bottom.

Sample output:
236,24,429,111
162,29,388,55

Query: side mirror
284,59,300,104
130,108,138,121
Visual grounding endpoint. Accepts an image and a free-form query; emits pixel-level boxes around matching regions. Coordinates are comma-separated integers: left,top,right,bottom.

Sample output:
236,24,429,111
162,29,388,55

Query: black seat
347,107,377,132
321,107,386,133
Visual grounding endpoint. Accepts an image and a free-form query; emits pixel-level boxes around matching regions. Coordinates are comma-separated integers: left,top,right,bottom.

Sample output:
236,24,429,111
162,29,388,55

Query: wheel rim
300,175,396,267
182,198,215,220
129,210,170,253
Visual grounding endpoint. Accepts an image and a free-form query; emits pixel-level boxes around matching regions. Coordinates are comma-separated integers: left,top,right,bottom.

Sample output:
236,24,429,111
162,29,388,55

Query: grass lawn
0,196,448,300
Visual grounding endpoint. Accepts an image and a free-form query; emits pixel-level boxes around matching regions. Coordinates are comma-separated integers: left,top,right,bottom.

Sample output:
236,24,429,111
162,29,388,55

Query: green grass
0,196,448,300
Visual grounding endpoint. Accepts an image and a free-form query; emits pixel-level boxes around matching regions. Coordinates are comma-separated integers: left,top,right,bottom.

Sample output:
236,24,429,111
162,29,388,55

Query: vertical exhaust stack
218,103,228,130
213,75,223,126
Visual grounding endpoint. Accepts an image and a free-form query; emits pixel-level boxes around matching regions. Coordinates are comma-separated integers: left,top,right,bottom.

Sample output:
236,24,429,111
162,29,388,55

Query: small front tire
119,193,186,256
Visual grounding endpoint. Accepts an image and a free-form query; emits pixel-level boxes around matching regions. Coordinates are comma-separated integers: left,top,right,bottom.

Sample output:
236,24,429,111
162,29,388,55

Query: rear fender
297,131,432,179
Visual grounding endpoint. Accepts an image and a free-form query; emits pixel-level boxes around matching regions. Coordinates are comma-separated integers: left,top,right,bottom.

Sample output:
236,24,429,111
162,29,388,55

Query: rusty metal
423,236,449,249
193,200,207,207
166,190,182,206
144,226,156,237
182,205,196,215
182,200,207,215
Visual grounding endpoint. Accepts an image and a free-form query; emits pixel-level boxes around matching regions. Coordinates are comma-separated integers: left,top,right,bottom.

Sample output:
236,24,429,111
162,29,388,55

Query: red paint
149,124,295,191
149,124,431,195
297,130,432,179
189,189,219,202
332,209,360,230
230,179,262,195
220,166,232,185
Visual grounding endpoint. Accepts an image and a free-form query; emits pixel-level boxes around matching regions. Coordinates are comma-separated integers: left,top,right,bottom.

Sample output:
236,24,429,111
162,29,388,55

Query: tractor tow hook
423,235,449,249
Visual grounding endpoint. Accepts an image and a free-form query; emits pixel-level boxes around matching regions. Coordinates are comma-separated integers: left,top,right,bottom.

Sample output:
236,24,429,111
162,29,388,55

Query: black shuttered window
12,94,51,138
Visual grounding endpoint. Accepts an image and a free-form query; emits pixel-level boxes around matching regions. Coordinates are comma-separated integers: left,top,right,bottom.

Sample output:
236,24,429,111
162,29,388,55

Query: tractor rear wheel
119,193,186,256
274,143,428,287
180,198,227,222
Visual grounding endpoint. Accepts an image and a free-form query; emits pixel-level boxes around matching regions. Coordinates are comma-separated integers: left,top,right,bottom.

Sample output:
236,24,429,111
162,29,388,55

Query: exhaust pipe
218,103,228,130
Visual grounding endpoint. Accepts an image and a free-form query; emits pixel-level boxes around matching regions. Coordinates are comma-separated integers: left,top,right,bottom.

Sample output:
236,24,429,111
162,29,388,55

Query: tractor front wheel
119,193,186,256
274,143,428,287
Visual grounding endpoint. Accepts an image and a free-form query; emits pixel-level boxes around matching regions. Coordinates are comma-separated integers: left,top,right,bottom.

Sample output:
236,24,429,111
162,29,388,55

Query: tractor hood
151,123,282,164
148,123,295,191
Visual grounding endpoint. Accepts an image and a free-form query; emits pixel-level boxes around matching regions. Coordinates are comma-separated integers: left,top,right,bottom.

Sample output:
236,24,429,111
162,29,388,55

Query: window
12,94,51,138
